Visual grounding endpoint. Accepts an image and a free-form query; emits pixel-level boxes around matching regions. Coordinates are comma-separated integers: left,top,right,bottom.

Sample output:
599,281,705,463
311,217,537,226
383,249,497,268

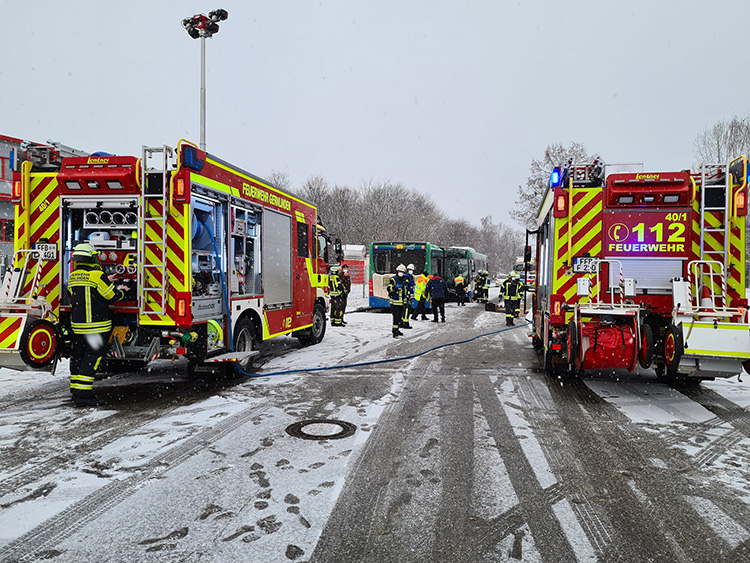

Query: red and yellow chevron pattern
553,186,604,318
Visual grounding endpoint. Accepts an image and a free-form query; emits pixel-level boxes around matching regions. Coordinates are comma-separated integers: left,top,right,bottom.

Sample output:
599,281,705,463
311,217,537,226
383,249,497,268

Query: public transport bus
444,246,488,301
369,242,444,308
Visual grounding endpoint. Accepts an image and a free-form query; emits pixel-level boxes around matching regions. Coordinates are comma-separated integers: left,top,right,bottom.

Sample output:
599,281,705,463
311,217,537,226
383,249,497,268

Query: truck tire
19,319,58,369
567,321,579,369
638,324,654,368
663,324,684,378
233,316,257,372
297,303,326,346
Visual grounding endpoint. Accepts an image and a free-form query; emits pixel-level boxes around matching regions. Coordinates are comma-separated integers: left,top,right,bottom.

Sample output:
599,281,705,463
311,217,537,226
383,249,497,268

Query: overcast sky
3,0,749,226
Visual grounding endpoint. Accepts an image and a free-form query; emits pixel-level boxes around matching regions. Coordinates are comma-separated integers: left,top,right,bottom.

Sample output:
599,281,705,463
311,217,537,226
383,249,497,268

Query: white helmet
407,263,415,271
396,264,406,273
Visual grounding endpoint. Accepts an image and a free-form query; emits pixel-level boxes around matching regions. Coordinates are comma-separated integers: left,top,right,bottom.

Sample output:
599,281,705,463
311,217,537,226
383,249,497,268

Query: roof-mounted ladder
139,145,174,316
699,162,730,274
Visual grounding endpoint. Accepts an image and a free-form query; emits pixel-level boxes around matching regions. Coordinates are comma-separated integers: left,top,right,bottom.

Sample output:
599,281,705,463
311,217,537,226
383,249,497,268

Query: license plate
33,243,58,261
573,257,599,273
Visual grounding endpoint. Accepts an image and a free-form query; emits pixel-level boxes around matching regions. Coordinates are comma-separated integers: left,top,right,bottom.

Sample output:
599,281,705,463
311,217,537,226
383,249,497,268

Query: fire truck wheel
663,324,684,377
20,319,58,368
638,324,654,369
567,321,579,368
233,317,256,371
297,303,327,346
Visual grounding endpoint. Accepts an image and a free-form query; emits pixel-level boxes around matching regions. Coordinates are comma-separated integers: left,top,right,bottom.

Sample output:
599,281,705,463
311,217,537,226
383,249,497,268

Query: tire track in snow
0,402,270,562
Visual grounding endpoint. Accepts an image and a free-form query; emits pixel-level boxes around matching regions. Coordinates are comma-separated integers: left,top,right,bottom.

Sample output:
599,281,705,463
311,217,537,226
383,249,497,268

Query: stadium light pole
181,9,229,151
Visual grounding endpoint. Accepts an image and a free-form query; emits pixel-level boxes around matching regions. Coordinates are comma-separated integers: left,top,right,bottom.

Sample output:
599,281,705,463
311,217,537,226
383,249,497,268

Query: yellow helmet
72,243,99,260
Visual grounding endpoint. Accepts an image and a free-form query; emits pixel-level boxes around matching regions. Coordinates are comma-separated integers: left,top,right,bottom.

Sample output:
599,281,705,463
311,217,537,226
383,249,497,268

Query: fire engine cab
4,140,332,376
531,156,750,382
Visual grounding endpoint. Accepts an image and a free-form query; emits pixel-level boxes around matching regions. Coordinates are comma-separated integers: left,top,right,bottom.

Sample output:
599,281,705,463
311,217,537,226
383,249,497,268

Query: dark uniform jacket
425,276,448,299
68,263,124,334
329,273,345,298
387,275,408,305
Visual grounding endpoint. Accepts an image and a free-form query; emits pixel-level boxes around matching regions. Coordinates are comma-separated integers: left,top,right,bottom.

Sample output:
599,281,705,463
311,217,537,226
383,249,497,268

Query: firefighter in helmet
329,265,345,327
387,264,409,337
502,271,523,326
401,263,416,329
67,243,126,407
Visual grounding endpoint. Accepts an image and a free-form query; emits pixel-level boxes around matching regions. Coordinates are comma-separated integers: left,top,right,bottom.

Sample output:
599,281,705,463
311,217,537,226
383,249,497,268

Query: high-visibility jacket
482,274,490,290
68,263,125,334
329,273,344,298
387,275,408,306
414,274,429,300
454,274,464,290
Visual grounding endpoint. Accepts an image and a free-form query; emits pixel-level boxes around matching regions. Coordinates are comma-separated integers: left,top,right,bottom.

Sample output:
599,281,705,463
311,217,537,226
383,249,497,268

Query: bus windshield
373,246,427,274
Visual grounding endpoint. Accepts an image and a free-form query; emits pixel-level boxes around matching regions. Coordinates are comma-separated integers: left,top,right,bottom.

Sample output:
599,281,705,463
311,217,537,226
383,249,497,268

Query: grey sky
3,0,749,226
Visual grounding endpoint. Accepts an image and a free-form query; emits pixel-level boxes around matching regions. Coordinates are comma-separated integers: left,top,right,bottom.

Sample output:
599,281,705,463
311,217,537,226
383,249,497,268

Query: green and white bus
369,242,444,308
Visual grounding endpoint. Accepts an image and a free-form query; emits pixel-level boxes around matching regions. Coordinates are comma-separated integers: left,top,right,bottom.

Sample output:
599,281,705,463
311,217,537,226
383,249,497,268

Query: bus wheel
298,303,326,346
638,324,654,368
20,319,58,368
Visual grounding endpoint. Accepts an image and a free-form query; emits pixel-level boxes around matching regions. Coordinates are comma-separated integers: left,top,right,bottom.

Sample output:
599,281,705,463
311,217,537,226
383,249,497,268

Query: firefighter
454,273,466,306
388,264,409,337
502,271,523,326
329,265,345,327
481,270,491,303
340,263,352,326
474,270,486,303
67,243,126,407
411,270,430,321
401,263,416,329
425,273,448,322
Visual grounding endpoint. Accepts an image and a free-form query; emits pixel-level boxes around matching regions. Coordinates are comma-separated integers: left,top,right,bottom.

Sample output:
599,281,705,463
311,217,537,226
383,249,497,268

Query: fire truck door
294,219,313,324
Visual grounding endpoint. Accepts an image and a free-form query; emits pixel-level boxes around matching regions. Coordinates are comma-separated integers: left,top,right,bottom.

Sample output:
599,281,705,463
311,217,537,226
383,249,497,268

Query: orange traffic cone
699,285,716,318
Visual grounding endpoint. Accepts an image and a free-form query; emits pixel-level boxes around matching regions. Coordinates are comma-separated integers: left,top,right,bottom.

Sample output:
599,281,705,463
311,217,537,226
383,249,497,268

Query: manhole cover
285,419,357,440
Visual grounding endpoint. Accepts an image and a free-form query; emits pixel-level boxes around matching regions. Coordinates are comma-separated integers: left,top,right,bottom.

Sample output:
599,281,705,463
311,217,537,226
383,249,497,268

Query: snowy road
0,294,749,562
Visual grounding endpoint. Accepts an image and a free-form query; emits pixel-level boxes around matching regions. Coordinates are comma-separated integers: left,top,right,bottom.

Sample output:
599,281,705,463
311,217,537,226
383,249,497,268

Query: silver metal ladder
139,145,174,315
699,162,730,273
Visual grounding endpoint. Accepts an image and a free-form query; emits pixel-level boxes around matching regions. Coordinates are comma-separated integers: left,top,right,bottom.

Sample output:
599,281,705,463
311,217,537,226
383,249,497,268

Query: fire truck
4,139,332,376
530,156,750,382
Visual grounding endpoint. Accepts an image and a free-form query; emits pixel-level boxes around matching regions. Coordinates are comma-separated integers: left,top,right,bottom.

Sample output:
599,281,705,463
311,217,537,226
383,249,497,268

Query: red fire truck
530,156,750,382
4,140,332,376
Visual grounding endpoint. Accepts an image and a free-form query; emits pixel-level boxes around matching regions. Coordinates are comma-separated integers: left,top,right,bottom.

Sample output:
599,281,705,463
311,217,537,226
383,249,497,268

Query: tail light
735,188,748,216
369,279,373,296
12,180,22,203
553,192,568,218
550,293,566,325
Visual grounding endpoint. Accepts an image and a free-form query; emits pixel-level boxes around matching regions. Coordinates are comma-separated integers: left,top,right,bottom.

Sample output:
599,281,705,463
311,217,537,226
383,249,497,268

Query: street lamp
181,9,229,151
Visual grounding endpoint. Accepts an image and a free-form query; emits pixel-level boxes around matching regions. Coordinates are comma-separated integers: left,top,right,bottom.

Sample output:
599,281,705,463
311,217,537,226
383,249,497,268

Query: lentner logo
635,173,660,180
87,157,110,165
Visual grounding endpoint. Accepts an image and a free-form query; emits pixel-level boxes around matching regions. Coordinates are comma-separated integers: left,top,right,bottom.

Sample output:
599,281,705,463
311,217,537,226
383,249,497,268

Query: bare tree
694,116,750,165
266,171,293,194
511,142,594,229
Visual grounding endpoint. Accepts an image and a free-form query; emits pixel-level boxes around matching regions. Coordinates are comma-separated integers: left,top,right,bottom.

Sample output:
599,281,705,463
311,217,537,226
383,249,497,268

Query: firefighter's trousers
70,331,110,396
505,299,520,324
391,304,404,334
331,296,345,326
401,299,413,326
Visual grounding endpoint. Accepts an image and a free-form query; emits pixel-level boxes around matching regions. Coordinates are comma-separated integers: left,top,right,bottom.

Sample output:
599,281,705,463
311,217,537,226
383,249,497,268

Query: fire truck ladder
139,145,174,316
699,162,731,274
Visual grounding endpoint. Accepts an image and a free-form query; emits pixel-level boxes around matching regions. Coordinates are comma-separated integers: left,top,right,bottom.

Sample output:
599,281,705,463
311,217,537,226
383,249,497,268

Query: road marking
552,498,598,563
686,495,750,549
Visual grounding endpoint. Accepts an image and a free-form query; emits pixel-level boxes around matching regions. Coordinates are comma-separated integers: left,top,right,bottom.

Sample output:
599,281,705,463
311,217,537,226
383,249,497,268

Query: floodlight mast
181,9,229,151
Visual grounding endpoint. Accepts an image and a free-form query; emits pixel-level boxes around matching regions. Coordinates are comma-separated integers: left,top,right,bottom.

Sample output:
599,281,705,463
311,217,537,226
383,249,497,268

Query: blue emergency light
550,167,562,188
181,144,206,172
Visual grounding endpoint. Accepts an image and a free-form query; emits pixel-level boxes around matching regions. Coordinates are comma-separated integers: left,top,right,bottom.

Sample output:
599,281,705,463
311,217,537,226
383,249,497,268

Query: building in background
0,134,87,270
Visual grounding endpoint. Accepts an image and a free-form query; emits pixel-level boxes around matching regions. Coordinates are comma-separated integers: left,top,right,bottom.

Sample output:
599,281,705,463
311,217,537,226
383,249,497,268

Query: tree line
267,113,750,274
265,172,524,275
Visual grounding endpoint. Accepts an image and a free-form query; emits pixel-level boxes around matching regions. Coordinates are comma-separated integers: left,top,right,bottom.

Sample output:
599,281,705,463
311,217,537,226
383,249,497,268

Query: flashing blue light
182,145,205,172
551,167,562,188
